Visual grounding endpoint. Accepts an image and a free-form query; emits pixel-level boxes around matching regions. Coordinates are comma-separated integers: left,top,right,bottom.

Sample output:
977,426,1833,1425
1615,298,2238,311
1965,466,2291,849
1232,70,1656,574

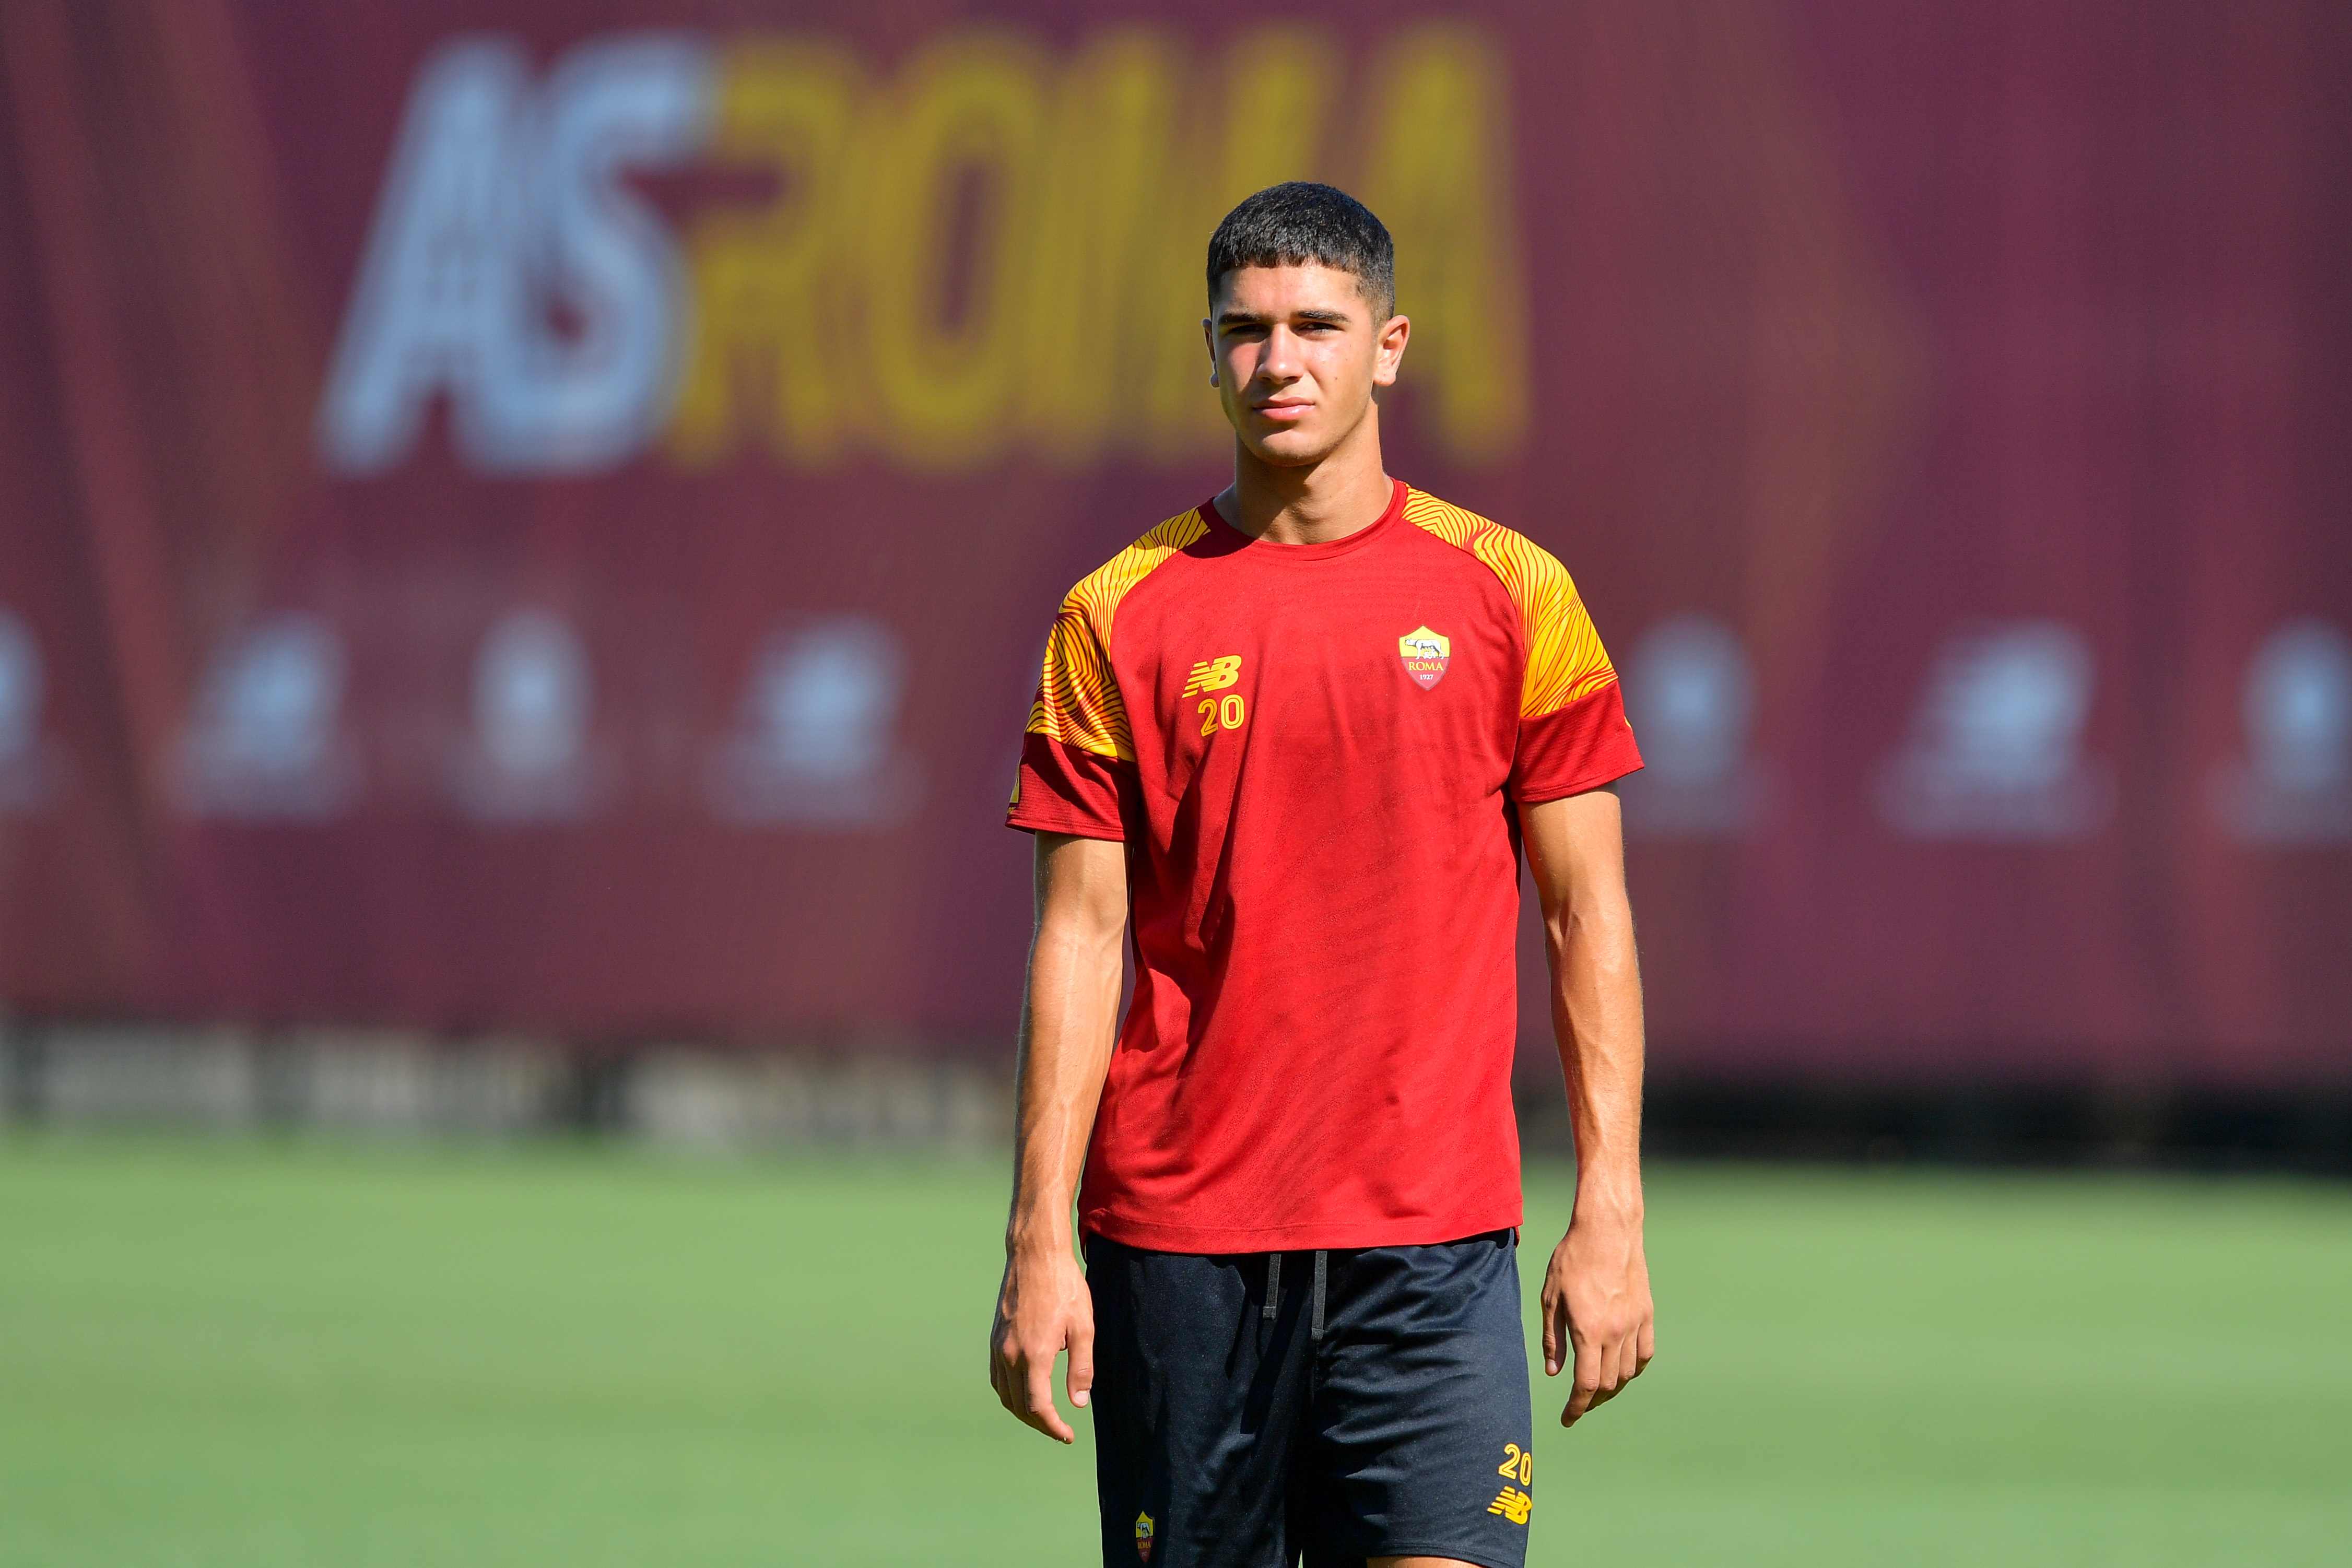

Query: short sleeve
1006,604,1134,840
1502,546,1643,804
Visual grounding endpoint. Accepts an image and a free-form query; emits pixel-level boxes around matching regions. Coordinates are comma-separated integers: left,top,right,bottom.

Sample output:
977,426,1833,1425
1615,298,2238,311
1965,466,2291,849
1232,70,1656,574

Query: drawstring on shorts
1263,1249,1330,1341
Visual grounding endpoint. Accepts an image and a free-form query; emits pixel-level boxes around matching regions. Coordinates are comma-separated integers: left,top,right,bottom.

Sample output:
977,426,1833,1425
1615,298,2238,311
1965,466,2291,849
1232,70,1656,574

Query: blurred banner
0,0,2345,1084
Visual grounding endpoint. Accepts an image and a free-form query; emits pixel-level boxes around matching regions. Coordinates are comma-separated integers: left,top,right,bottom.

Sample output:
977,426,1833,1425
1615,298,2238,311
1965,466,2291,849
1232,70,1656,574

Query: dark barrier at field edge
6,1021,2346,1172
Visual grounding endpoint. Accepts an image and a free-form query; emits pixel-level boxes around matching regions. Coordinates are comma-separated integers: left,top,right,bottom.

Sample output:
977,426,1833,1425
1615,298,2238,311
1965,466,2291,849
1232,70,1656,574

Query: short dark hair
1206,182,1396,320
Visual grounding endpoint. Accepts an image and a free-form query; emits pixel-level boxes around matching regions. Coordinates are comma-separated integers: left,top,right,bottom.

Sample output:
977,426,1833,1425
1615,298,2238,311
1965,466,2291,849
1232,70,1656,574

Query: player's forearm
1519,791,1647,1223
1005,904,1123,1258
1549,893,1645,1222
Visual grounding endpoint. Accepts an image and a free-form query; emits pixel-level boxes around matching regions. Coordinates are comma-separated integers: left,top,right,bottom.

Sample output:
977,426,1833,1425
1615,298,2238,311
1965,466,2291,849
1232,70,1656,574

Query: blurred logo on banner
1618,615,1772,838
704,614,919,827
1876,620,2111,840
171,614,362,820
444,610,617,823
0,609,62,814
315,36,711,474
2210,619,2352,843
314,23,1526,477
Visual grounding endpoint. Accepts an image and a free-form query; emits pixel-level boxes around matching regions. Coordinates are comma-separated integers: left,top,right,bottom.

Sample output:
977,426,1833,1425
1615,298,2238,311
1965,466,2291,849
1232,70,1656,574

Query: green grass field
1,1136,2346,1567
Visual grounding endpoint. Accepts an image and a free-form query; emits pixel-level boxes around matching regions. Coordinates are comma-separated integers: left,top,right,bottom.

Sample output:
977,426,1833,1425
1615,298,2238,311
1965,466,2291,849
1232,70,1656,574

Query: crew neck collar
1198,477,1408,561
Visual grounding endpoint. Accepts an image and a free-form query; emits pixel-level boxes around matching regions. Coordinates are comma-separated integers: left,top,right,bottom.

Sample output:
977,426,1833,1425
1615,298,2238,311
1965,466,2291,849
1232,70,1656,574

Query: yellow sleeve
1470,528,1619,718
1029,601,1132,762
1023,507,1212,762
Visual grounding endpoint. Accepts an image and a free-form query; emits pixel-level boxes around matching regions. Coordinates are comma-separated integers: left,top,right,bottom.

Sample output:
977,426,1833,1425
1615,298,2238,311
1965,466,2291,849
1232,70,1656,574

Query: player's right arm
1489,529,1651,1428
989,829,1127,1444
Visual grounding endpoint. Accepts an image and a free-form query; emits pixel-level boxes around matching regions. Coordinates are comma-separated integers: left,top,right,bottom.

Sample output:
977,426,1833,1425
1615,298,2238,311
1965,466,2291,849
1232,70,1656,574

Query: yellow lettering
1355,25,1529,464
862,32,1050,470
661,23,1527,476
1181,655,1242,697
668,41,866,468
1137,28,1339,463
1021,30,1186,464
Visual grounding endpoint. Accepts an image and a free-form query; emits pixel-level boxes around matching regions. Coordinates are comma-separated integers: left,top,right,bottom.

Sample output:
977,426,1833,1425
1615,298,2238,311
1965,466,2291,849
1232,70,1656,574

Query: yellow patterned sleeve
1029,603,1131,761
1469,528,1619,718
1025,507,1212,762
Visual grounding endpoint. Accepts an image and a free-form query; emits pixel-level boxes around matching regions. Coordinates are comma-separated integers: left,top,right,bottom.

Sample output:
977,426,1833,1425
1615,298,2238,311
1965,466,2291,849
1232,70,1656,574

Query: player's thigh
1087,1237,1311,1568
1302,1232,1536,1568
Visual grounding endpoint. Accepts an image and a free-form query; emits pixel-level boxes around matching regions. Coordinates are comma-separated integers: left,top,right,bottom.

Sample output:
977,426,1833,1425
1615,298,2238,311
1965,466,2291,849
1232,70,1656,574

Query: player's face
1206,264,1408,467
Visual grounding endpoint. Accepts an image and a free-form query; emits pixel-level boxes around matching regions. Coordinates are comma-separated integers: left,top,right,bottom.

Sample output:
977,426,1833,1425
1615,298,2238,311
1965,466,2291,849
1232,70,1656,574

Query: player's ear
1203,317,1217,386
1372,314,1410,387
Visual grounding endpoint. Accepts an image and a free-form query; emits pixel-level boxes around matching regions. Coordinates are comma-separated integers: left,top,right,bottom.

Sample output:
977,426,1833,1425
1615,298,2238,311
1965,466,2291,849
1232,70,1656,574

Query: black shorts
1085,1230,1534,1568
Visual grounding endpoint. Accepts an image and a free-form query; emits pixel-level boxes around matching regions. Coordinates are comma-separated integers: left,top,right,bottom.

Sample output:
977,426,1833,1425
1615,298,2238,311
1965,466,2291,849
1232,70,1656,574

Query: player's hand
1540,1207,1654,1426
989,1245,1095,1444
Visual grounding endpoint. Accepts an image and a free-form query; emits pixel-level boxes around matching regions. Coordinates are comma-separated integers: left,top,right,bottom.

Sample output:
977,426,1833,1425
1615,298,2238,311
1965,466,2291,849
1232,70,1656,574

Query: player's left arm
1520,785,1654,1427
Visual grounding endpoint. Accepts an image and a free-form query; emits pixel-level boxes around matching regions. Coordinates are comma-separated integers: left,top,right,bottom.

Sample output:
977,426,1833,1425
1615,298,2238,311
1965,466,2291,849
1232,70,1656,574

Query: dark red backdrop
1,0,2346,1087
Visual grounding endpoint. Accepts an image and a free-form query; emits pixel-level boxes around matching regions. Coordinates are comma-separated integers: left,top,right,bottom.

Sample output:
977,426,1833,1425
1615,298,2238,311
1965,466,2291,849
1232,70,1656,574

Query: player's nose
1258,324,1305,380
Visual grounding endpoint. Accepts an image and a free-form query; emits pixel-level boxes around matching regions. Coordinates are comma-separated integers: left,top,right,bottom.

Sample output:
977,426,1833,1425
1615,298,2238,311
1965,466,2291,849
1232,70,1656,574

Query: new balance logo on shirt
1181,655,1243,697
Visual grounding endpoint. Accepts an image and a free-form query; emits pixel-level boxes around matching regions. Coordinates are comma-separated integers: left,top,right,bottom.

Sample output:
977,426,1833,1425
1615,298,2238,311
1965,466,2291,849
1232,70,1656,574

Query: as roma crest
1398,626,1450,689
1134,1511,1155,1562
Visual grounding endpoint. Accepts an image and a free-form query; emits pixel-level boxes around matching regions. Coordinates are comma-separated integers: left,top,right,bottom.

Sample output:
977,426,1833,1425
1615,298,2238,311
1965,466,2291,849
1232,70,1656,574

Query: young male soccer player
990,182,1654,1568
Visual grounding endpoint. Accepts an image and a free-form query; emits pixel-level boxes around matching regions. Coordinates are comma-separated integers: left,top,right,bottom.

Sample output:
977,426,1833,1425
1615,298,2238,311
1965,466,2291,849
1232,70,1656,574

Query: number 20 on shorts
1197,694,1246,737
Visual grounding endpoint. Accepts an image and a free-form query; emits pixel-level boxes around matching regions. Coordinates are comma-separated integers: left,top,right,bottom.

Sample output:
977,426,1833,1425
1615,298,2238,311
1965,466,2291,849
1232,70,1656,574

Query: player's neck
1215,415,1392,546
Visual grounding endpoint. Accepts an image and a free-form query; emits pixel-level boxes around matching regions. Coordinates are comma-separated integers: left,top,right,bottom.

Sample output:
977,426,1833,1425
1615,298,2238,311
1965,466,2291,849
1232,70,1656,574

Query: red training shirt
1007,480,1641,1252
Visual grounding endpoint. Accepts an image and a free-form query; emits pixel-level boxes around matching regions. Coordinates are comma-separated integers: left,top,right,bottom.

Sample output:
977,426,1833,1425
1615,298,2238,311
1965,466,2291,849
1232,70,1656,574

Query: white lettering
171,614,361,820
315,40,535,472
1877,620,2111,840
2212,619,2352,842
0,607,60,814
446,609,613,822
705,615,920,827
507,36,713,468
316,36,711,474
1619,615,1770,837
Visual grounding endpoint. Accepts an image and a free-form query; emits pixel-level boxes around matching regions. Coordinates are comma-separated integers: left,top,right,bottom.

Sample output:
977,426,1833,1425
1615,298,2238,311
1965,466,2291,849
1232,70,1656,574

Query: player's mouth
1253,399,1313,422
